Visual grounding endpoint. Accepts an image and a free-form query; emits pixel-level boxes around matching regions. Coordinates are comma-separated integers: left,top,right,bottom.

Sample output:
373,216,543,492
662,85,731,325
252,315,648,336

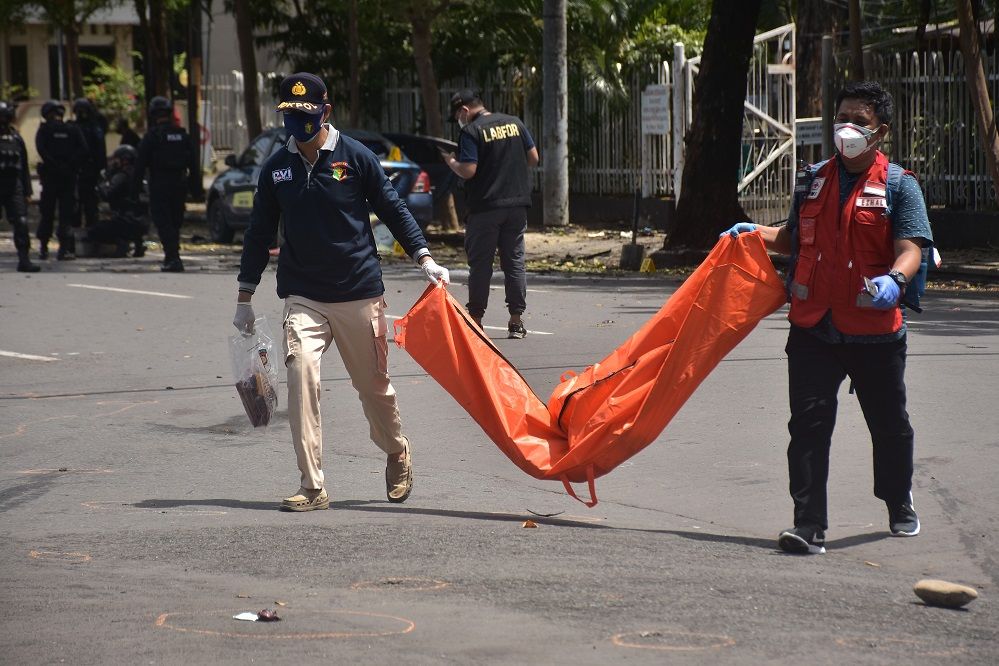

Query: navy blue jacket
238,131,428,303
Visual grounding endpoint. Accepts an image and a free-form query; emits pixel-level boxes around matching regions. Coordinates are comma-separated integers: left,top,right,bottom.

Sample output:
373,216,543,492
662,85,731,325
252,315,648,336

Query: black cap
448,89,482,122
277,73,328,113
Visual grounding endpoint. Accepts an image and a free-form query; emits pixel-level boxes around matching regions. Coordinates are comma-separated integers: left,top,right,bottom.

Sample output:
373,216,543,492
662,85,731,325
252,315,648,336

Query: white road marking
385,314,552,336
67,283,193,299
0,350,59,362
449,281,549,294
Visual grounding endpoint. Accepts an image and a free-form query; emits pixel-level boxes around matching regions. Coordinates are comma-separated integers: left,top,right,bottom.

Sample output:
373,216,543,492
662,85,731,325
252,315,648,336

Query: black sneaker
39,245,49,260
778,525,826,554
161,258,185,273
17,260,41,273
888,494,920,536
508,322,527,339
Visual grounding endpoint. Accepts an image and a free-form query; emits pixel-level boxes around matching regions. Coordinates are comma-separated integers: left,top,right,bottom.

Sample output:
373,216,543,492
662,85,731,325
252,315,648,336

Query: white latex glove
233,302,255,334
421,258,450,286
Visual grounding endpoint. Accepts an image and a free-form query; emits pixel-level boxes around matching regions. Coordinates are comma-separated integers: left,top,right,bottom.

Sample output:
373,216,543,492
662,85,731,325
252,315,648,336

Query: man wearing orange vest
724,81,932,555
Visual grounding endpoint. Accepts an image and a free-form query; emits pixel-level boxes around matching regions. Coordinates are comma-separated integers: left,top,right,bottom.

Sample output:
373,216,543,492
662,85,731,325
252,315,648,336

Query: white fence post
671,43,686,199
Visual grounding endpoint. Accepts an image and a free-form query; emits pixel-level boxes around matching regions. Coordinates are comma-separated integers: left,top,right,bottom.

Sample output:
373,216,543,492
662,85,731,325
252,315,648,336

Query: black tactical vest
461,112,533,213
0,129,22,173
149,123,192,172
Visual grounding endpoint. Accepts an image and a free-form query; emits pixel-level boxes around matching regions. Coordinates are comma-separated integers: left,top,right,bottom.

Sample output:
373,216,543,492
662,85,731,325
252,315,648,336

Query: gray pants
464,206,527,319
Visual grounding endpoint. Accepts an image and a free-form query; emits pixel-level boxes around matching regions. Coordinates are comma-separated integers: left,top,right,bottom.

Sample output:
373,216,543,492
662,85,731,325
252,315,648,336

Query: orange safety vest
788,152,902,335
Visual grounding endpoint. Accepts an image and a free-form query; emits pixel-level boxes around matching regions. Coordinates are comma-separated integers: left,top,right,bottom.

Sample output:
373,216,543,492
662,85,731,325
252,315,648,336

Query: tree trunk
234,0,262,141
187,0,204,195
667,0,762,250
409,12,443,138
956,0,999,198
795,1,844,118
542,0,568,227
348,0,360,127
64,24,84,99
148,0,171,97
848,0,864,80
408,5,460,230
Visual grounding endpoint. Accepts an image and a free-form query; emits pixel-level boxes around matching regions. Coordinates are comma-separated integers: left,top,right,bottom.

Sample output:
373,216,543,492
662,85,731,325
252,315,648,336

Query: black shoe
161,258,185,272
133,242,145,258
17,260,41,273
888,494,920,536
778,525,826,554
39,245,49,260
56,249,76,261
508,322,527,339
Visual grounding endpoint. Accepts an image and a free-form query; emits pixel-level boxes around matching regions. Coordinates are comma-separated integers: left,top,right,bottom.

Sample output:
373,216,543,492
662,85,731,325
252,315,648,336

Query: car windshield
239,134,274,167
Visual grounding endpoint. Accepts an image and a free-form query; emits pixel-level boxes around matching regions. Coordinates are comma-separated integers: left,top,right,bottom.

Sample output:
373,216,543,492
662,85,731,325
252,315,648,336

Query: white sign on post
641,84,669,135
794,117,824,146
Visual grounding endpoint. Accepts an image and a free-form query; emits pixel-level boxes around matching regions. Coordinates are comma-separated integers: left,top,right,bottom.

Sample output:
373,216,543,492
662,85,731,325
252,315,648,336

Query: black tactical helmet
148,96,172,119
112,144,138,164
41,100,66,120
73,97,94,116
0,101,14,123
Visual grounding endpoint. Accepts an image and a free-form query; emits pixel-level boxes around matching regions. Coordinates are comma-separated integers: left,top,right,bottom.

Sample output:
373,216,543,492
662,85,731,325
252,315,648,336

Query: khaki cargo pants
283,294,406,490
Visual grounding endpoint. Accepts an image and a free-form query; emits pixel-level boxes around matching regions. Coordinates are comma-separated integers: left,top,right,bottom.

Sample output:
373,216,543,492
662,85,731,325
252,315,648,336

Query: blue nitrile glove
720,222,757,238
869,274,901,309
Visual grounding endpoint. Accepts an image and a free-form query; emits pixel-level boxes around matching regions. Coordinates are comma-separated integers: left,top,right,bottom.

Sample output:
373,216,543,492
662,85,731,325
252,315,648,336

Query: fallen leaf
236,593,252,598
864,561,881,568
274,601,287,606
522,520,538,528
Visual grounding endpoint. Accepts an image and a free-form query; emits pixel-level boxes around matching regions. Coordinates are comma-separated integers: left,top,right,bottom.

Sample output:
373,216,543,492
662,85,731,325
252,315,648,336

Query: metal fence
867,48,999,210
201,39,997,214
203,71,280,155
380,65,673,197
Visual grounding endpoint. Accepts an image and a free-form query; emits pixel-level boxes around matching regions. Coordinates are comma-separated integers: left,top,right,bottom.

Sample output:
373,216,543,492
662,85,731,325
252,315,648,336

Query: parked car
381,132,459,205
207,127,434,243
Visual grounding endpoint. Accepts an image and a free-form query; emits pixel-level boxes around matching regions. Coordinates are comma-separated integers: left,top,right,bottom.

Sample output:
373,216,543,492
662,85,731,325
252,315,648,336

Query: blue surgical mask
283,111,324,142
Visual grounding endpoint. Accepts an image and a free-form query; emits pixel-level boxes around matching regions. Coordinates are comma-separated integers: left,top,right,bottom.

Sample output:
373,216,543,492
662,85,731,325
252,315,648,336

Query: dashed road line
67,283,193,299
0,350,58,362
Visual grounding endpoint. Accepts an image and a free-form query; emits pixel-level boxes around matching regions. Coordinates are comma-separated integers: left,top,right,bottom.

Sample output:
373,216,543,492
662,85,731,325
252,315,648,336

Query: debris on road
913,579,979,608
232,609,282,622
522,520,538,528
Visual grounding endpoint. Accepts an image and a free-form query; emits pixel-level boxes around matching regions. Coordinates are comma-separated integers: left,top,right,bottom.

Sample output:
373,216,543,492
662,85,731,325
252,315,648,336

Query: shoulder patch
272,167,293,183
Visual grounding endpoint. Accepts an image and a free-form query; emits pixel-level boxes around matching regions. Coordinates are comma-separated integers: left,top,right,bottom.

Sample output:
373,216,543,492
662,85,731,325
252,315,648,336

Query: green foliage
81,52,145,125
248,0,712,123
0,82,39,102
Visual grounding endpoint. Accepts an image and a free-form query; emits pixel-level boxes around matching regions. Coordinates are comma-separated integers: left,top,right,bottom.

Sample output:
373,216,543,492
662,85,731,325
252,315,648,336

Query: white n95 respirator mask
833,122,882,159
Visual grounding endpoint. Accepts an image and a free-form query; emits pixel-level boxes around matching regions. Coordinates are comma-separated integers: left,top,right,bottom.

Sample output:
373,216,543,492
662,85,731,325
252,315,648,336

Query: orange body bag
394,233,786,505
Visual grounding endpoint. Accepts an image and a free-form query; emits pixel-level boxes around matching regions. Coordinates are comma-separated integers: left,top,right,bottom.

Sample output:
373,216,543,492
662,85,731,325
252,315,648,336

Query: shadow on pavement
134,497,782,550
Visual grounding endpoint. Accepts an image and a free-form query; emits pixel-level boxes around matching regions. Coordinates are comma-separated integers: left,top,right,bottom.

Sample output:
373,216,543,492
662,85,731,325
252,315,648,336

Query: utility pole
542,0,568,227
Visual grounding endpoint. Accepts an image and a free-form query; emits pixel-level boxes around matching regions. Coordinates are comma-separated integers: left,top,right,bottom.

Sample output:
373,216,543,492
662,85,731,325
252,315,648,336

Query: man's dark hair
835,81,894,126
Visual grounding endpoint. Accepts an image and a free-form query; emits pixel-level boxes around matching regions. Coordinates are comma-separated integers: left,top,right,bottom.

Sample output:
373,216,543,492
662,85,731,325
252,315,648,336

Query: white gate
673,23,796,225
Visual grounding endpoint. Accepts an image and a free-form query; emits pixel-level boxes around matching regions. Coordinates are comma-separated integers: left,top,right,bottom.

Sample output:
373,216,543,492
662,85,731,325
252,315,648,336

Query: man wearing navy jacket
234,72,450,511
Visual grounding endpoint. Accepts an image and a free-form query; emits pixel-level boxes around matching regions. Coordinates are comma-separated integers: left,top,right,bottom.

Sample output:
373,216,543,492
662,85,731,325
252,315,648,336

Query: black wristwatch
888,269,908,293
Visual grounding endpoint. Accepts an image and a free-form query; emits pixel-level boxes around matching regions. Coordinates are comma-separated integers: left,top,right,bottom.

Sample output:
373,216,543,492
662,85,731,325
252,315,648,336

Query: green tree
81,52,145,124
668,0,763,250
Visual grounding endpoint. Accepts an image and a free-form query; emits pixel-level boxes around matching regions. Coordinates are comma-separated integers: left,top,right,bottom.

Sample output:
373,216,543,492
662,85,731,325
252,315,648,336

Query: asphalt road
1,250,997,665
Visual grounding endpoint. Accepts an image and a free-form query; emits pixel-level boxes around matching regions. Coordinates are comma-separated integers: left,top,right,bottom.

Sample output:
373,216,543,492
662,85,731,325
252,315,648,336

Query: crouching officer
0,101,39,272
36,100,88,260
90,144,149,257
133,96,198,272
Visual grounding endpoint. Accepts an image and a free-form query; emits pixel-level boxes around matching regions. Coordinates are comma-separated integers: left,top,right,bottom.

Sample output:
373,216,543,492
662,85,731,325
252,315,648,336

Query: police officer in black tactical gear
71,97,107,230
90,144,148,257
35,100,88,260
133,95,200,272
0,101,40,272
